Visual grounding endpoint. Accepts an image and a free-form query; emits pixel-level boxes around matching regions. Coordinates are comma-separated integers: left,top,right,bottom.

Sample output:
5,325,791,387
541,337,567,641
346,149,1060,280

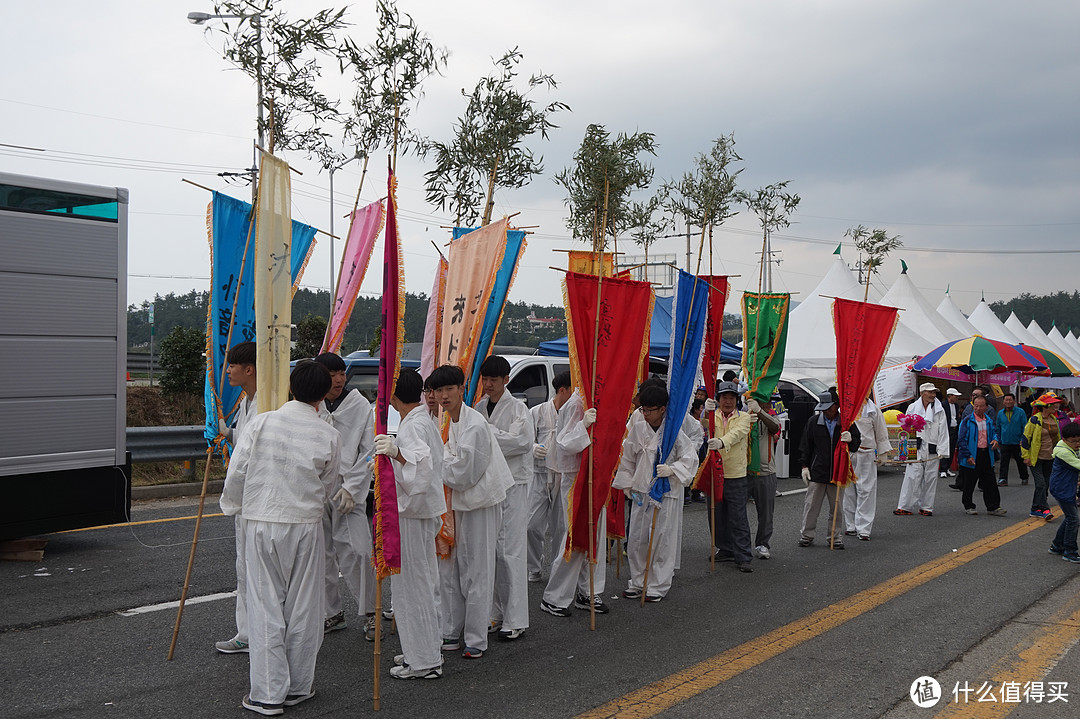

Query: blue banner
203,191,317,449
650,270,709,502
451,226,527,404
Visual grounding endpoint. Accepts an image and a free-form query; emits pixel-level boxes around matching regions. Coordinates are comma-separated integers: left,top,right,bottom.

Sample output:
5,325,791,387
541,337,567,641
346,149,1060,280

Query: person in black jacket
798,389,861,549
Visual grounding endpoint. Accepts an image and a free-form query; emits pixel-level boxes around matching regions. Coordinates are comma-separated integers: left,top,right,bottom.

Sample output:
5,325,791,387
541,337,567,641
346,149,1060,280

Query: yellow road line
576,518,1047,719
56,512,226,534
934,583,1080,717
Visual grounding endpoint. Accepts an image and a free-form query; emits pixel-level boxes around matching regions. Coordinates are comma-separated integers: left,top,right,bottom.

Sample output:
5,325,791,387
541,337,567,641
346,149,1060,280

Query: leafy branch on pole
846,224,903,301
626,194,667,267
343,0,447,179
203,0,353,163
738,180,800,292
424,48,569,227
662,134,742,271
555,124,657,251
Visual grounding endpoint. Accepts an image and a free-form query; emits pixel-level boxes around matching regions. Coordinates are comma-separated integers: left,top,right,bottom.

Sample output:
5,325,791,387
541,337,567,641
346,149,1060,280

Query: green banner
742,292,791,473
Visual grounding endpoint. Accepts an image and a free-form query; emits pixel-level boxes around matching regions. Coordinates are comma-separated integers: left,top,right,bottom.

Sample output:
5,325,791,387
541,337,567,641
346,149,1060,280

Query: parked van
504,355,669,408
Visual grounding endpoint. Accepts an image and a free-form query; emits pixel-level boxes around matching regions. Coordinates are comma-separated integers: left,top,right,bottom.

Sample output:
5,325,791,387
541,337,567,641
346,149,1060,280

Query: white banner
874,360,917,409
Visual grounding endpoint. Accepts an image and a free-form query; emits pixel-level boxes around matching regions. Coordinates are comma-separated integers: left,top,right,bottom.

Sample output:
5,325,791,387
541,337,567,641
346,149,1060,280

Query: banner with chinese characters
372,166,403,579
832,297,899,485
419,256,449,378
438,219,508,372
202,191,316,457
567,250,616,277
452,226,527,405
564,271,654,557
695,275,730,498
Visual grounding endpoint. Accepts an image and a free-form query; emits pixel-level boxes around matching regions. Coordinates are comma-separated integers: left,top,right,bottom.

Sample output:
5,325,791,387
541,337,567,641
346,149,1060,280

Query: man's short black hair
479,355,511,378
427,364,465,391
290,360,331,403
691,398,705,413
638,383,668,409
1062,422,1080,440
639,376,665,392
313,352,346,373
972,394,988,405
722,370,738,382
226,341,256,366
552,371,572,391
394,368,423,404
1003,392,1016,400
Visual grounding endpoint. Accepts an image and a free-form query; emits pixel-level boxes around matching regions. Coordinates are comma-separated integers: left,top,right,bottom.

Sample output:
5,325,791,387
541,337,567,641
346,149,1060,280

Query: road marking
56,513,226,534
117,591,236,617
933,584,1080,717
576,518,1047,719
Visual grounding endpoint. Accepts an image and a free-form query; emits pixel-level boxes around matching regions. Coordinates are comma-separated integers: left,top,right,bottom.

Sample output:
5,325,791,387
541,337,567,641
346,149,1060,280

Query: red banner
564,271,654,557
696,275,729,498
831,297,899,486
372,165,403,579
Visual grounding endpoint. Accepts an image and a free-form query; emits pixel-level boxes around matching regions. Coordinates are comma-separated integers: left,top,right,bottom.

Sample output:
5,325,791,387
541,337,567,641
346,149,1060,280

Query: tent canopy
537,294,742,364
967,301,1020,345
880,267,966,345
936,293,980,337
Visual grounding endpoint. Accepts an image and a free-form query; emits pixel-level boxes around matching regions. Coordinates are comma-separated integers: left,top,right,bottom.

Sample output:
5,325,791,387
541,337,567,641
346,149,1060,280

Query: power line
0,97,248,140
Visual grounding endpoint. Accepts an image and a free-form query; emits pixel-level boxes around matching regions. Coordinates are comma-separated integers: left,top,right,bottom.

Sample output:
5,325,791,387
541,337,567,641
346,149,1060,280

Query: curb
132,479,225,501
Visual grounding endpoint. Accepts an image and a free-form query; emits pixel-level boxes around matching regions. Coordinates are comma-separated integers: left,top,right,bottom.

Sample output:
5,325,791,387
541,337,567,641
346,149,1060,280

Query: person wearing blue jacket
1047,423,1080,563
957,395,1005,516
995,392,1028,487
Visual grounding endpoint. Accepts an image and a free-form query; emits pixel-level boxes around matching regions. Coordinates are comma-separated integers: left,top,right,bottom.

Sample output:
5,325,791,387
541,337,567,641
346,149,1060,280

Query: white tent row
1045,324,1080,368
879,264,967,346
967,301,1021,345
936,293,980,337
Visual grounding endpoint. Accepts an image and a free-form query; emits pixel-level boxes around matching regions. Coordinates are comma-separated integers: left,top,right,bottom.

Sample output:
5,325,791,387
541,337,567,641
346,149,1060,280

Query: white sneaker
527,570,542,582
390,664,442,680
939,471,947,478
755,545,771,559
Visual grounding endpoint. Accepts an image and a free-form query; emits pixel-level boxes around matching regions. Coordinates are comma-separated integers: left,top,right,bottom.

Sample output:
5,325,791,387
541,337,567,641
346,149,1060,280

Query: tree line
990,291,1080,334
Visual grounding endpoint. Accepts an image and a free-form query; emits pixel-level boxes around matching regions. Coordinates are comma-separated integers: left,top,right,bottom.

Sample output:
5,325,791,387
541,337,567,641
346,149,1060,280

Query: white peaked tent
1045,324,1080,368
1066,330,1080,358
785,254,931,373
1026,319,1059,357
1005,312,1043,349
968,301,1021,344
880,266,966,345
936,294,980,337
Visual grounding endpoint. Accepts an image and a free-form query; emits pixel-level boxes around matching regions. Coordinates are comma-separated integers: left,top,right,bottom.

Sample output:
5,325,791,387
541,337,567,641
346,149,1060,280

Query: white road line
117,591,236,617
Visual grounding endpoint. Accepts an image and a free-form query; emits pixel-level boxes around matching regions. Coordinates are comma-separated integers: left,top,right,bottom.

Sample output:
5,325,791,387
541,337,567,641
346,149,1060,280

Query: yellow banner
567,250,615,277
254,154,293,414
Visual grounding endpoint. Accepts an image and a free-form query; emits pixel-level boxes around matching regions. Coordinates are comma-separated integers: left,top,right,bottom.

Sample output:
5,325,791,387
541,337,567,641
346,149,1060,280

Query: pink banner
918,365,1017,386
322,199,385,354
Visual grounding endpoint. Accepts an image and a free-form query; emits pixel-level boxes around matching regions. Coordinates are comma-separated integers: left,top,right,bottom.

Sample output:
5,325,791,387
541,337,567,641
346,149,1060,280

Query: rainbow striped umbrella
1017,344,1078,377
913,335,1037,374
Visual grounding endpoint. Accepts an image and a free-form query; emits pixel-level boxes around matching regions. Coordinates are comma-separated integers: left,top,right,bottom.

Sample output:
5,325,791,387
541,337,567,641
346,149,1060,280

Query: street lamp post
188,10,263,203
327,154,362,320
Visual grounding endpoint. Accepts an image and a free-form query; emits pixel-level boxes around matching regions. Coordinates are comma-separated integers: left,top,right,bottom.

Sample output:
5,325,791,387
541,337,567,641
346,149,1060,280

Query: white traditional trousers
843,450,878,536
439,503,501,652
323,505,376,618
527,467,558,576
233,516,248,643
542,468,606,608
244,519,325,705
493,483,530,631
391,516,442,672
898,458,939,512
627,495,680,597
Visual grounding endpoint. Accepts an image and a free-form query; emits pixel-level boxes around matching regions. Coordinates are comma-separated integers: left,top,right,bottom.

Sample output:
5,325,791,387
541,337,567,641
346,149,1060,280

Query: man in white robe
429,364,513,659
475,356,534,640
895,383,951,516
375,369,447,680
219,360,341,715
216,341,258,655
540,381,607,617
313,353,376,638
527,374,571,582
612,383,697,601
843,398,892,539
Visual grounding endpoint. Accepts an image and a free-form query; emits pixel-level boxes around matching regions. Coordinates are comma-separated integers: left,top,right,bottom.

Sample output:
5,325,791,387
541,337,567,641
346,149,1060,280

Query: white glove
707,437,724,451
374,434,398,458
218,420,232,441
747,398,762,414
333,487,356,514
582,407,597,428
748,412,759,425
533,444,548,460
655,464,675,478
840,431,852,443
801,467,811,485
704,398,717,412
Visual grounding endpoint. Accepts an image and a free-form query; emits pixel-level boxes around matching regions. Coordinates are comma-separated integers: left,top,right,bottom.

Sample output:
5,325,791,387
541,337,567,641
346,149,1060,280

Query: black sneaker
539,600,571,618
574,592,609,614
242,696,283,716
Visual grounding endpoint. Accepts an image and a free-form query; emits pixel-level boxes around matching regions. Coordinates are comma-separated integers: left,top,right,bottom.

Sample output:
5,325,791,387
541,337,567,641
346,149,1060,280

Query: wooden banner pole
167,447,215,661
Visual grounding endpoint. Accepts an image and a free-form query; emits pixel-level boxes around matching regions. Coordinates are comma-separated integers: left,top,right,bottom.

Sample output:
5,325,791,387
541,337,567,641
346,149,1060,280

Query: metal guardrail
126,352,160,374
126,425,219,463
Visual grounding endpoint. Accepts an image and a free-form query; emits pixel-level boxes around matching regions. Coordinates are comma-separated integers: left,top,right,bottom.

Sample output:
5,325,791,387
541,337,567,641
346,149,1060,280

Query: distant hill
127,289,566,352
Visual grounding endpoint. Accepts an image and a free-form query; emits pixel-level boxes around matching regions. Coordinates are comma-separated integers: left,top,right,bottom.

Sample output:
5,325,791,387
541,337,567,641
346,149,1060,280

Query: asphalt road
2,469,1079,719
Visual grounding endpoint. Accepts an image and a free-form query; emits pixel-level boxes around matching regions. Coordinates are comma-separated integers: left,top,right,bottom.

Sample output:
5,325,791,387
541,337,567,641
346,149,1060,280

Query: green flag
742,292,791,473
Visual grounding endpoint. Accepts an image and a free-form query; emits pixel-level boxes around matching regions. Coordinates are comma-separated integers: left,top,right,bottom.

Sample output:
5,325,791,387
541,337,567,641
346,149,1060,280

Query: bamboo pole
167,447,215,660
253,144,303,175
373,577,383,710
481,156,500,227
181,178,215,193
639,504,660,606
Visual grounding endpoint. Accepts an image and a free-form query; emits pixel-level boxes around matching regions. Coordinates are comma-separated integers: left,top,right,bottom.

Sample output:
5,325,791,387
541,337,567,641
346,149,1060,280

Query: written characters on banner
909,675,1069,708
873,361,917,410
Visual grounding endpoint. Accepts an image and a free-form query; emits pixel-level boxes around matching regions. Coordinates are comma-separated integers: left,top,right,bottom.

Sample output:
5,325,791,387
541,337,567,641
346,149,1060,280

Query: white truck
0,172,130,539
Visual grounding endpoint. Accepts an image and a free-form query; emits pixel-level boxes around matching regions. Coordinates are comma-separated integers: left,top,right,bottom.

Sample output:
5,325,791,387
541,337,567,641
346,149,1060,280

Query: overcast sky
3,0,1078,318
